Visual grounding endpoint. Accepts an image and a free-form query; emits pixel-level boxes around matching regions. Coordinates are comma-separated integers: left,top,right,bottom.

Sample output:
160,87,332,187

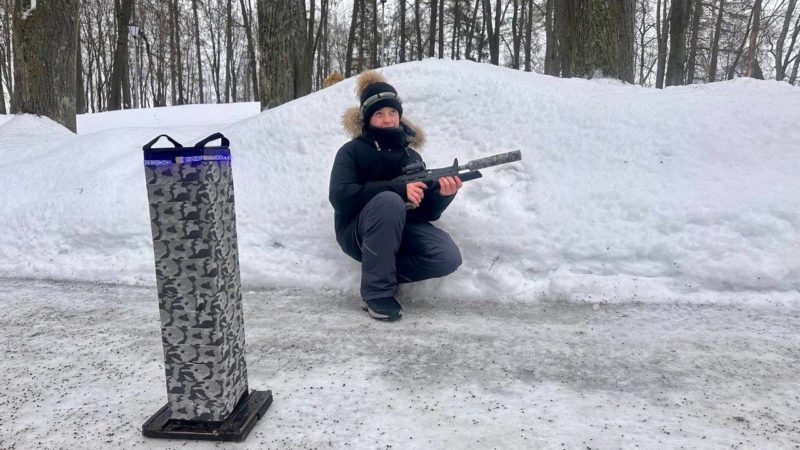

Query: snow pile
0,59,798,304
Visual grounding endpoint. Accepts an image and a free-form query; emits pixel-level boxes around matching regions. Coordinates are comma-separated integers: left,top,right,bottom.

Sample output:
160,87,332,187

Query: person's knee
360,192,406,240
368,191,406,218
374,191,405,207
440,245,462,276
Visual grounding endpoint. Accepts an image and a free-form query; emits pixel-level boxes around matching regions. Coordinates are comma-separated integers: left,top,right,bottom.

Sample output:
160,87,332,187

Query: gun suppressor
140,133,271,442
464,150,522,170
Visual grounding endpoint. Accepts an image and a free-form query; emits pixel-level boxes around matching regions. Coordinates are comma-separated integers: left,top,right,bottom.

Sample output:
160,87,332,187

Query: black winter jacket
328,125,455,241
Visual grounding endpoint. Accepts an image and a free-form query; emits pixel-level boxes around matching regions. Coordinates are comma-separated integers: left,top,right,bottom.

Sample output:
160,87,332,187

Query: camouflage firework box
142,133,249,422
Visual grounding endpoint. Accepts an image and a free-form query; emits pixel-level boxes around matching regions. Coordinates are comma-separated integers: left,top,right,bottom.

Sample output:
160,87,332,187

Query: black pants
337,191,462,301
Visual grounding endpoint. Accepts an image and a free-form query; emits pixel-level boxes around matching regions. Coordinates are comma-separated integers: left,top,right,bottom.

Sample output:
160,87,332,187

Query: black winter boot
362,297,403,321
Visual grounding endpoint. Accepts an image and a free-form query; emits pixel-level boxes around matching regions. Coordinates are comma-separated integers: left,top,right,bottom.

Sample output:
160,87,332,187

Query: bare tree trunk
13,0,81,132
175,0,185,104
143,34,162,106
371,0,378,67
708,0,724,82
493,0,501,64
784,13,800,80
225,0,232,102
310,0,327,89
323,0,331,76
400,0,407,62
524,0,533,71
86,14,97,112
1,3,13,112
299,0,317,96
476,7,486,62
790,50,800,84
243,0,259,100
231,60,238,102
665,0,688,86
97,9,109,111
438,0,444,57
464,0,480,60
415,0,423,60
544,0,557,74
429,0,438,57
345,0,360,76
474,12,483,61
257,0,303,109
775,0,797,81
192,0,204,102
746,0,763,78
555,0,573,77
76,25,86,114
556,0,635,82
207,4,222,102
109,0,133,110
655,0,669,88
0,45,6,114
686,0,702,84
511,0,520,69
166,2,176,105
453,0,461,58
727,7,753,79
311,0,325,89
637,0,645,84
482,0,500,65
357,0,365,71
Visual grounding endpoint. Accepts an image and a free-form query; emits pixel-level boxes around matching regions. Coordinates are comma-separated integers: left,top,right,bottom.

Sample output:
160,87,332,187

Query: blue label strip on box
144,147,231,166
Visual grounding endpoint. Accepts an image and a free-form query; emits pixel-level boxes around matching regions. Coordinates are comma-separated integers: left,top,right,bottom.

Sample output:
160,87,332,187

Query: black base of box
142,390,272,442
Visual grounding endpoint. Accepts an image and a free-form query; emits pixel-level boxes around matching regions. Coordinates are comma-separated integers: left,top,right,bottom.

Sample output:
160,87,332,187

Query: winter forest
1,0,798,132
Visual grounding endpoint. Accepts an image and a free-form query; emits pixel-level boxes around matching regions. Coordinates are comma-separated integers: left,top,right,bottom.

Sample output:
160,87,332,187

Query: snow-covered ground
0,59,798,304
1,60,799,448
1,278,798,449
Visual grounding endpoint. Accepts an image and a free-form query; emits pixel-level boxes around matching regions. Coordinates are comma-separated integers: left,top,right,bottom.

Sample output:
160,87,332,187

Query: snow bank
0,60,798,304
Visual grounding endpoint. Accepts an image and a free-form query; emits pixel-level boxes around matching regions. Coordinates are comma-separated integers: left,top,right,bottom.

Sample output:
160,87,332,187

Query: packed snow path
1,278,797,449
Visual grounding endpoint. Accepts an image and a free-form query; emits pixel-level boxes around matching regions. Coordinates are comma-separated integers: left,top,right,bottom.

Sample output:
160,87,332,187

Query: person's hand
438,176,462,197
406,181,427,207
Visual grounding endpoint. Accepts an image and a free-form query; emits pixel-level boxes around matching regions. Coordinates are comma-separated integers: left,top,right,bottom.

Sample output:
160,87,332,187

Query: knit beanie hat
360,81,403,122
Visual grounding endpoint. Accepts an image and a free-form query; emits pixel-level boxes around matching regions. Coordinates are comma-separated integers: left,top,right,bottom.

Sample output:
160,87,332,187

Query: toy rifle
393,149,522,209
394,149,522,188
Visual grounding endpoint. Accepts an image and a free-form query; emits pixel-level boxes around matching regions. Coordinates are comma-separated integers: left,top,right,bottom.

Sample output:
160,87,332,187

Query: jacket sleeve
328,145,407,217
405,148,456,222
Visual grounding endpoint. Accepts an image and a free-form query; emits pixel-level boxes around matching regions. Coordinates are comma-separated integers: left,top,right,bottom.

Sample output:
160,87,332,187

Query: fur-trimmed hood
342,70,426,149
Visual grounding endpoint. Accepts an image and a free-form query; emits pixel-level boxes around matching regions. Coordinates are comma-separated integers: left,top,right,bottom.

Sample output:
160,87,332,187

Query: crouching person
328,70,462,321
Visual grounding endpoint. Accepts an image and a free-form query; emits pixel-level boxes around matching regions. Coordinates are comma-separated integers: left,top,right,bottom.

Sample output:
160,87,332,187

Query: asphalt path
1,279,798,449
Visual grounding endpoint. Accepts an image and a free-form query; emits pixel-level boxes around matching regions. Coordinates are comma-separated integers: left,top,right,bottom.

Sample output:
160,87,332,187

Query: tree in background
191,0,204,103
258,0,304,109
685,0,703,84
745,0,763,78
1,0,799,118
654,0,669,88
774,0,798,81
554,0,636,83
665,0,689,86
12,0,80,132
108,0,133,111
708,0,726,82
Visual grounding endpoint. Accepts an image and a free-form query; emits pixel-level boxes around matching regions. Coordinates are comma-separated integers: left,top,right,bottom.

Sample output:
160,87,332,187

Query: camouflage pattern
144,156,249,422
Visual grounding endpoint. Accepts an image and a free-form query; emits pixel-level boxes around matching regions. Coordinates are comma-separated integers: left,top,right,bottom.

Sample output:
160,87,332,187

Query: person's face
369,107,400,128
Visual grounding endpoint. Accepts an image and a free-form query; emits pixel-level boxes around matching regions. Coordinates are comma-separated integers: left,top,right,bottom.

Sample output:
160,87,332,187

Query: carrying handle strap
143,134,183,150
194,132,229,149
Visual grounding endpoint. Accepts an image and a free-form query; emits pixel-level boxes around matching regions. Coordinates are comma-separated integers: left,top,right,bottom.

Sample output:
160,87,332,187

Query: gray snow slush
0,278,798,449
